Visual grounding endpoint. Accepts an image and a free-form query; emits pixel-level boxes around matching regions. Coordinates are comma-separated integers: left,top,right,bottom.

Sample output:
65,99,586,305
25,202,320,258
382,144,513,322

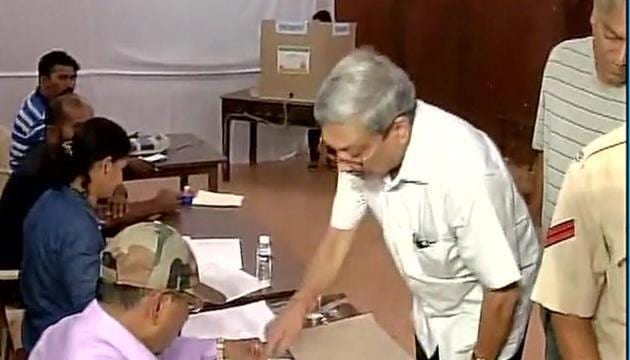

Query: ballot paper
181,301,274,341
290,314,412,360
139,153,167,163
184,237,243,270
192,190,244,207
196,262,267,302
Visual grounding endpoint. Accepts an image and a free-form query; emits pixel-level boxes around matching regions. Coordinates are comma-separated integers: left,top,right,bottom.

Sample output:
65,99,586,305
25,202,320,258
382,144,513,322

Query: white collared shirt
331,100,541,359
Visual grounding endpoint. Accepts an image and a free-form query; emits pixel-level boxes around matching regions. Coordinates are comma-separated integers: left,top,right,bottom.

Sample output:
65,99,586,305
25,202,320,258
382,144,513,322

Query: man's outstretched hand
265,298,310,356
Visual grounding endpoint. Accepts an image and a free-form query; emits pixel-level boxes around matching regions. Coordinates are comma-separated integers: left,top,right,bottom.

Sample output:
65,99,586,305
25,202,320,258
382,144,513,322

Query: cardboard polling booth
258,20,357,102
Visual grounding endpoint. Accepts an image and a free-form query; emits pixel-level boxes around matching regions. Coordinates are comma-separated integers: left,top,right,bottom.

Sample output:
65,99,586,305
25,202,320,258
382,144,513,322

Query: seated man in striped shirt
10,50,80,170
530,0,626,358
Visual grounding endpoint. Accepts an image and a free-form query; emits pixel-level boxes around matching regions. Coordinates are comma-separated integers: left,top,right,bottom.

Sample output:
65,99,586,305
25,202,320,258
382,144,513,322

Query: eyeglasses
336,106,416,174
164,290,204,313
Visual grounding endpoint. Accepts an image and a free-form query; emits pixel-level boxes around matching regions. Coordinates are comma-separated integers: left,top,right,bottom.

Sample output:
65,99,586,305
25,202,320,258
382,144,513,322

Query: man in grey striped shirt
530,0,626,358
531,0,626,230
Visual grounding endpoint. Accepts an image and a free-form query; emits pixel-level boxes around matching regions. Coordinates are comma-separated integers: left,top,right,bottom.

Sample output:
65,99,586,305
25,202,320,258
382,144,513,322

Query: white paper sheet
181,301,275,341
192,190,244,207
139,153,167,163
196,262,267,302
184,237,243,270
277,45,311,74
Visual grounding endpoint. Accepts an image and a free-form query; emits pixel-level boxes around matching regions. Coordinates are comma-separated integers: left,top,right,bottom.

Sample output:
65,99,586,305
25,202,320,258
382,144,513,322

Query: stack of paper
184,237,265,302
181,301,275,340
197,262,267,302
184,238,243,270
192,190,244,207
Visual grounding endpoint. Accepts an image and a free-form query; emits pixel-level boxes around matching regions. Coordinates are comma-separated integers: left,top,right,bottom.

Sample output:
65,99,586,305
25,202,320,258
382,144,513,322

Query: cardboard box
258,20,357,102
289,314,413,360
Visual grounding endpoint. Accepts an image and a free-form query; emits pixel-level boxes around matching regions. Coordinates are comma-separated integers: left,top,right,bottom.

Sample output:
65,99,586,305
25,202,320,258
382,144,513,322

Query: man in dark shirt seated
0,94,180,272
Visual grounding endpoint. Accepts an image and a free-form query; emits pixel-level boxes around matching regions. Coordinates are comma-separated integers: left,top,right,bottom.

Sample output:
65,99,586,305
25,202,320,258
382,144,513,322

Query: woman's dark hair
57,117,131,188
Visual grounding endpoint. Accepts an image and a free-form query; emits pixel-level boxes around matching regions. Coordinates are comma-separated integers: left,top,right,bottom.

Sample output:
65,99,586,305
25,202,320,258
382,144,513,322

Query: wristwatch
216,338,225,360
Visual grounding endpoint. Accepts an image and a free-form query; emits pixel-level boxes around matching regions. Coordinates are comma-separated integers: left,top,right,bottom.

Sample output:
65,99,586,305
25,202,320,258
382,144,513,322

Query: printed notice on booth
277,45,311,75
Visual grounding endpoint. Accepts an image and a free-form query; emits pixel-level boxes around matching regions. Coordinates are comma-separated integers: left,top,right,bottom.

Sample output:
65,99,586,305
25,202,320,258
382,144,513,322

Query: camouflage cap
100,222,222,304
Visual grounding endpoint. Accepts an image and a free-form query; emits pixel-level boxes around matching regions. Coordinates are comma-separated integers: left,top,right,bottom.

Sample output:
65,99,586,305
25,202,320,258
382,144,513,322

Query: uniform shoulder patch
545,219,575,247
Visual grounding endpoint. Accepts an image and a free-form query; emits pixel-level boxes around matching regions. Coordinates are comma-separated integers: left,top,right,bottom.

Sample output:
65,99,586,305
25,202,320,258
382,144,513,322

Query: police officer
532,125,626,360
265,49,540,360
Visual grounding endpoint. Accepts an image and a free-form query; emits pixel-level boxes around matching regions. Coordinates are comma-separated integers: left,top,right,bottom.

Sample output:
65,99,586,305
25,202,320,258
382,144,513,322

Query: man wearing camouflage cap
29,222,264,360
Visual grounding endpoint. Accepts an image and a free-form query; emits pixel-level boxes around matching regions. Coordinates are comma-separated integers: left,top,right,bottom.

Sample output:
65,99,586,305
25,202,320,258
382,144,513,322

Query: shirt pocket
412,191,459,279
413,237,459,279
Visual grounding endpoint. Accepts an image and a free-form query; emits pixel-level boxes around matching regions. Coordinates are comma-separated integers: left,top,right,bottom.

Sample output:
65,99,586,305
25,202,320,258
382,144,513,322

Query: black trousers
307,128,321,163
415,338,526,360
415,339,439,360
0,279,22,306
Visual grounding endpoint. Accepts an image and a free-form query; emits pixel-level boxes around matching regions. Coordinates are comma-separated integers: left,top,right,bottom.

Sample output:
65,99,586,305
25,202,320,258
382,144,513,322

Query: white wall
0,0,334,163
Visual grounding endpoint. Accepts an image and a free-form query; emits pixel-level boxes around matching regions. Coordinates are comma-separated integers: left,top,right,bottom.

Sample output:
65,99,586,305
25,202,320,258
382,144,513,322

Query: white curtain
0,0,334,163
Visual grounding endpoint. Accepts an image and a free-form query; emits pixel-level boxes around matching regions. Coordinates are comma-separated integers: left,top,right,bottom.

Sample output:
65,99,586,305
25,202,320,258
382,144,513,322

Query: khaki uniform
531,125,627,360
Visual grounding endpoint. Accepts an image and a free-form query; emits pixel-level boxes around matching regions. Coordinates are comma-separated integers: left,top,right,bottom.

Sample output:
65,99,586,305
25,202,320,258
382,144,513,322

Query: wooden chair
0,302,24,360
0,302,11,360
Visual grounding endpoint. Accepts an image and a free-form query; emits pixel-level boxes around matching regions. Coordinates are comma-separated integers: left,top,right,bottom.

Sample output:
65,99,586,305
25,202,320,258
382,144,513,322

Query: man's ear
148,292,164,325
101,156,114,174
391,116,412,143
590,8,597,27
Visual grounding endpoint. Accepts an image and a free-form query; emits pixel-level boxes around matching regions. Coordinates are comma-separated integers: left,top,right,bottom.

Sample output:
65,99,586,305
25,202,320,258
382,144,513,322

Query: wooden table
165,207,361,359
127,133,226,191
163,206,302,310
221,88,316,181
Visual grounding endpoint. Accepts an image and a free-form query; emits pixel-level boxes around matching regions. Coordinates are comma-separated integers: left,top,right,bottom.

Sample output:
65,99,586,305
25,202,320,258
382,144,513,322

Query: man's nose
617,41,626,66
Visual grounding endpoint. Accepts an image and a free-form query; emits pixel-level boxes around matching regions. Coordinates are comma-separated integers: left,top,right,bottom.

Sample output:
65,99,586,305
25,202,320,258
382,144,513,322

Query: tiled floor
127,156,545,359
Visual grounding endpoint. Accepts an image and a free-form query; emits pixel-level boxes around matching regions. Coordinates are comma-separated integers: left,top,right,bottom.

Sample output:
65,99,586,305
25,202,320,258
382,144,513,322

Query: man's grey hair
97,280,151,311
314,48,416,133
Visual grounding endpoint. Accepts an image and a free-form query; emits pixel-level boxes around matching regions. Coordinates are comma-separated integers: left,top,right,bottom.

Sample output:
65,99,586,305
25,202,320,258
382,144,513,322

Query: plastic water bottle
256,235,272,287
181,186,194,207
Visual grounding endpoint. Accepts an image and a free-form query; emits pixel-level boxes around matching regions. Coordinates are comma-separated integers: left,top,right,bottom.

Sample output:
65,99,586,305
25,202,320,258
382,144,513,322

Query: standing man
529,0,625,357
307,9,334,169
266,49,540,360
532,125,626,360
10,50,80,170
530,0,626,229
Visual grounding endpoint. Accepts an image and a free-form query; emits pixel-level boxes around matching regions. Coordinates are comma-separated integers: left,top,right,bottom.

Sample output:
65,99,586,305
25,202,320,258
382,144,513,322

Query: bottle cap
183,185,192,193
259,235,271,245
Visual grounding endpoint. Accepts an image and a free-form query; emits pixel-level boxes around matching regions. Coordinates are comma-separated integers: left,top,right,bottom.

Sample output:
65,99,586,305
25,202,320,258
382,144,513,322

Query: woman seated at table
20,117,131,352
